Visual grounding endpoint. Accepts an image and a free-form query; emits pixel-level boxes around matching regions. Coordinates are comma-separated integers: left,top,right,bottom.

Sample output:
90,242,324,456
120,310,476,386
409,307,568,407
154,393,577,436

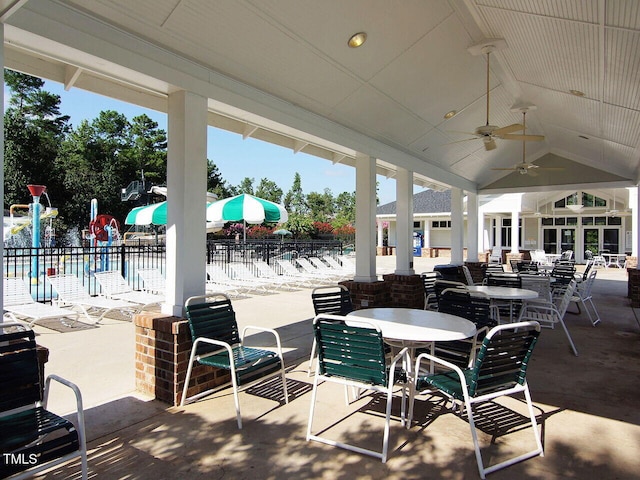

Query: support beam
354,153,377,282
511,210,520,254
450,187,464,264
466,191,479,262
293,140,308,154
164,90,208,317
242,124,258,139
395,167,414,275
64,65,82,90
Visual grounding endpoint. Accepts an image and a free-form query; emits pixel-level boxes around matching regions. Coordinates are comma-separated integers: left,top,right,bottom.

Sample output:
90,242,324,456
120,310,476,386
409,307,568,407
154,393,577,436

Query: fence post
120,244,126,276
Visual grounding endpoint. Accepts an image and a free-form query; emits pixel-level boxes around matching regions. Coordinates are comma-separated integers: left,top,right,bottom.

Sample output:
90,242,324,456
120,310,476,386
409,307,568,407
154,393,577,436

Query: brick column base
627,268,640,305
134,312,229,406
382,274,424,309
340,280,391,309
505,253,524,270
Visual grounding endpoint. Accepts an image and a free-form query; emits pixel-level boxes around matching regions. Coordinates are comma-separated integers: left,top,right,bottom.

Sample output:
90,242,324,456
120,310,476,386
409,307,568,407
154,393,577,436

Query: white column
0,24,4,313
635,186,640,268
511,210,520,253
163,90,208,317
354,153,377,282
395,167,414,275
631,187,638,259
377,220,384,248
424,220,431,248
450,188,464,264
466,192,479,262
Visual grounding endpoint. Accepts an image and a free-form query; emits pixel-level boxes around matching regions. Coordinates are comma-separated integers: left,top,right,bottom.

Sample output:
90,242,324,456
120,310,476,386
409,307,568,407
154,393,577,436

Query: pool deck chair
306,314,409,463
3,277,80,328
180,293,288,429
93,270,164,310
47,274,139,324
0,322,88,480
413,321,543,479
136,268,166,294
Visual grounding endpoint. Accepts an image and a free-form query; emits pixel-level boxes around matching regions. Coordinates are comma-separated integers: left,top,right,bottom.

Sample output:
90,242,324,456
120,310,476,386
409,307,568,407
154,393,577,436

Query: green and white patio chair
180,293,288,429
306,314,409,463
413,321,543,479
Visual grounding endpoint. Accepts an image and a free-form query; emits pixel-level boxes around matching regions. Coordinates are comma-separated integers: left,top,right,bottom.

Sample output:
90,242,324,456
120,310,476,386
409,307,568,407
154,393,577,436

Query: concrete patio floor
29,257,640,479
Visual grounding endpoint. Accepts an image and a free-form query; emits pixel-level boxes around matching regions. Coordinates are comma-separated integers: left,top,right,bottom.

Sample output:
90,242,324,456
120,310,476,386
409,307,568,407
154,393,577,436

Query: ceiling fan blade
443,137,479,146
527,170,539,177
492,123,524,136
501,133,545,141
491,167,517,171
484,139,497,151
537,167,565,171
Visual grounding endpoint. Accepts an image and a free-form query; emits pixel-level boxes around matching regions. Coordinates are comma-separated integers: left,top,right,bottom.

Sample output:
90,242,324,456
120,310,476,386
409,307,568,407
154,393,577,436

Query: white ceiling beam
331,153,346,164
64,65,82,90
242,124,258,139
293,140,308,154
0,0,28,22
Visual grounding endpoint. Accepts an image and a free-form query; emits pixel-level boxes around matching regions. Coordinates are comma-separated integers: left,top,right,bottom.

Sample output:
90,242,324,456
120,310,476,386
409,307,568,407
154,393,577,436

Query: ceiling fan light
566,204,584,212
348,32,367,48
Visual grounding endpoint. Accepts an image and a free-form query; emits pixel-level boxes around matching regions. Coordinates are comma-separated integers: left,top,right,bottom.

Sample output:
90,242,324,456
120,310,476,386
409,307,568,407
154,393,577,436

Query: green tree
306,188,334,222
255,178,283,203
236,177,254,195
129,114,167,185
284,213,314,239
284,172,307,214
207,160,233,198
333,191,355,227
57,111,137,229
3,70,70,208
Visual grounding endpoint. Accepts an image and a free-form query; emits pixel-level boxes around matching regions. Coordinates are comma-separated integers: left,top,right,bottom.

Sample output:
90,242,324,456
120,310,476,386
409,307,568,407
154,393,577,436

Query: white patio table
466,285,538,323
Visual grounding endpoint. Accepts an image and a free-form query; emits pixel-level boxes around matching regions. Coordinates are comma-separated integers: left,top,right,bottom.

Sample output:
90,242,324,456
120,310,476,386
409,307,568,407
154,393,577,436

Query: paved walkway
30,257,640,479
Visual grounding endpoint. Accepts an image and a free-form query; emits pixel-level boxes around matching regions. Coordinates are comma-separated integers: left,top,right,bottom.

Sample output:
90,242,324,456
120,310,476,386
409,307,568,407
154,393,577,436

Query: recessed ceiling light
570,89,585,97
444,110,457,119
348,32,367,48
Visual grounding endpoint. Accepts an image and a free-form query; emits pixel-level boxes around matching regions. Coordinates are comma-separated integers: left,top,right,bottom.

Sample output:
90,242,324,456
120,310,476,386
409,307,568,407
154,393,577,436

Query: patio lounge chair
180,293,288,429
3,277,80,328
227,263,284,291
136,268,166,294
308,257,350,280
252,260,302,289
206,264,270,294
0,322,88,479
413,321,543,479
47,273,139,323
296,257,342,280
93,270,164,310
276,259,329,286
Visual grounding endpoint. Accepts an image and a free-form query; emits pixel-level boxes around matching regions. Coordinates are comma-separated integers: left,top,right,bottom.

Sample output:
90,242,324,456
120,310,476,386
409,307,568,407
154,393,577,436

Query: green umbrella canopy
206,194,288,224
125,201,167,225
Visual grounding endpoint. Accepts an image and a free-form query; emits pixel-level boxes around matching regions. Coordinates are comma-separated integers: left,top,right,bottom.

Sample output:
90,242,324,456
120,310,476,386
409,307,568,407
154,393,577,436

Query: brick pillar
627,268,640,305
382,274,423,309
340,280,391,309
464,261,485,285
134,312,229,406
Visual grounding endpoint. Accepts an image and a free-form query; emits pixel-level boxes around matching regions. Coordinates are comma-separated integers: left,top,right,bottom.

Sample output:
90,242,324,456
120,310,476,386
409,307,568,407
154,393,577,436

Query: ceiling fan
455,40,545,151
491,107,561,176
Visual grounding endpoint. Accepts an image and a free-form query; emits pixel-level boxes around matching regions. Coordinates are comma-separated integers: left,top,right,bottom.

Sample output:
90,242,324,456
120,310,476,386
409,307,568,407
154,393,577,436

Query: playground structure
5,186,58,246
84,198,122,274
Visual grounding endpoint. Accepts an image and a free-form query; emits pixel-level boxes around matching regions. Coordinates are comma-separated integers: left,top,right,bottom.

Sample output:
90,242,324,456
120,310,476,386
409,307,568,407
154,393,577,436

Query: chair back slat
311,287,353,315
470,326,540,397
314,318,387,386
0,329,41,411
487,273,522,288
438,289,495,330
3,278,36,306
185,298,240,355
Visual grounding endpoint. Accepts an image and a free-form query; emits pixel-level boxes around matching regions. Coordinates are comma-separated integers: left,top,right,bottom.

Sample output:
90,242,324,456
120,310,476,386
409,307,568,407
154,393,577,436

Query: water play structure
5,185,58,246
84,198,122,274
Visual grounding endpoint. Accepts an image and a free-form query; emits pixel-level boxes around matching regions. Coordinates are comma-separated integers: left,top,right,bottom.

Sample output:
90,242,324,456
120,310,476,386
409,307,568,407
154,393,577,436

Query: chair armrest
388,347,409,385
42,374,86,451
192,337,234,361
519,303,560,316
241,325,284,354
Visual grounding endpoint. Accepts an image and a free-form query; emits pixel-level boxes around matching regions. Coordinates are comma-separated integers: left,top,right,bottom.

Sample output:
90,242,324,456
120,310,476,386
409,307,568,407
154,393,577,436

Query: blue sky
36,80,403,206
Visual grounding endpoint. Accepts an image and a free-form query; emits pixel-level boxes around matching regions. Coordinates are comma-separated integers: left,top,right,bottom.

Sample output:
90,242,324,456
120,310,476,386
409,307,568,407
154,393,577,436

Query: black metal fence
3,239,344,303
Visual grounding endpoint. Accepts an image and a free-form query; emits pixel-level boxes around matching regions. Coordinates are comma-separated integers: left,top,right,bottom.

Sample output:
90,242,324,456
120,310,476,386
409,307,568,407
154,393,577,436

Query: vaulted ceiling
3,0,639,194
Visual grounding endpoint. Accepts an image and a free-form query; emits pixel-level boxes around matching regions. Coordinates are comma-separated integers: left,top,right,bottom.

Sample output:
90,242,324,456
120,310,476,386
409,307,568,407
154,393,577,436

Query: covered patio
29,257,640,478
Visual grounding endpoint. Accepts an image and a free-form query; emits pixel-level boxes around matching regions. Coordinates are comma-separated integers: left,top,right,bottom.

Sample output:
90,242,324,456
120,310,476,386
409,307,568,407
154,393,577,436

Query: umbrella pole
243,219,246,243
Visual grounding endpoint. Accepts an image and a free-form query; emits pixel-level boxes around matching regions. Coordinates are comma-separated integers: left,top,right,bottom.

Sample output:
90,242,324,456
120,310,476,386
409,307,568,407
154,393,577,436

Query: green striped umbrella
206,194,288,241
125,201,167,225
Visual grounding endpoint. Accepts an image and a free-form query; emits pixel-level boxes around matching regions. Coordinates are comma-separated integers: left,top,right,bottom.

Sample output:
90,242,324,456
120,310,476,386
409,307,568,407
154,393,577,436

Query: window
595,216,607,225
413,221,421,228
555,218,566,226
582,217,594,225
431,220,451,229
541,217,554,226
608,216,622,226
566,217,578,226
